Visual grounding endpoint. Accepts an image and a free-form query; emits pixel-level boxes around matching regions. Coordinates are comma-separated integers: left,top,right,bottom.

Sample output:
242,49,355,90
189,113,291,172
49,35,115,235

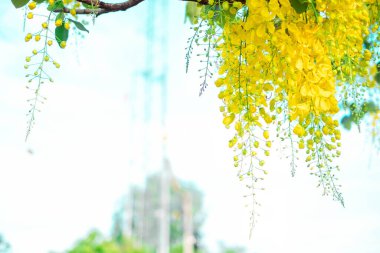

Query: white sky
1,1,380,253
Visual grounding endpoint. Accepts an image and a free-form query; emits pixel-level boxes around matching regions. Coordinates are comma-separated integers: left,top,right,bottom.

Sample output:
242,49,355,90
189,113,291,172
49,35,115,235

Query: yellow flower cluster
23,0,84,139
198,0,380,205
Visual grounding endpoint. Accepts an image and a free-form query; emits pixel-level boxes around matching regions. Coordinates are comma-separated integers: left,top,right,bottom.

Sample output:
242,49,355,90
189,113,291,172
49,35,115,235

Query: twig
55,0,246,16
55,0,145,16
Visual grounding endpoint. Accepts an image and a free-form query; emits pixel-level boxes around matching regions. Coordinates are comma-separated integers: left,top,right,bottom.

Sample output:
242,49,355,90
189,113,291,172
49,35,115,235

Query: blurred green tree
0,234,10,253
67,230,151,253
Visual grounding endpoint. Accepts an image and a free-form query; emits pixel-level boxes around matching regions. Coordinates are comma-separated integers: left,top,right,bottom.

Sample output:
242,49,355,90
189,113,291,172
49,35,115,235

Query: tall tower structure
143,0,171,252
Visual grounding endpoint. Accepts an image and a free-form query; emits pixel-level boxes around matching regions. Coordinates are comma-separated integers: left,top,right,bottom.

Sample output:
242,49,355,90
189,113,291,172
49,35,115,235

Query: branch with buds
56,0,145,16
56,0,246,16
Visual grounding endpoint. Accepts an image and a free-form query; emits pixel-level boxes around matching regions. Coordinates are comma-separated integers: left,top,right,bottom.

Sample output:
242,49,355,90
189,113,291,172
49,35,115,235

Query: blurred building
112,168,205,252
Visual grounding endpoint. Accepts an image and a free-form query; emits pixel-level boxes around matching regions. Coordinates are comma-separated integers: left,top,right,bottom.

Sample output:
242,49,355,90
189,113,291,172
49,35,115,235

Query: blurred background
1,0,380,253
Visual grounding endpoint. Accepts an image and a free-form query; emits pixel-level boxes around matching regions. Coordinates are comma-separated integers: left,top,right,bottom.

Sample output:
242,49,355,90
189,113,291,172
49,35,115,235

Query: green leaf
290,0,309,14
367,101,378,113
375,72,380,84
341,115,352,130
47,0,64,11
55,21,69,48
82,3,99,9
185,2,201,24
56,12,65,21
68,18,89,33
35,0,45,3
11,0,29,8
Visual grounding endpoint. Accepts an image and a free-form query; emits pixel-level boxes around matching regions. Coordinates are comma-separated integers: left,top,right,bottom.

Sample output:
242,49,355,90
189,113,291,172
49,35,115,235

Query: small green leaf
55,21,69,48
375,72,380,84
47,0,64,11
185,2,201,24
35,0,45,3
82,3,99,9
290,0,309,14
68,18,89,33
363,39,372,50
367,101,378,113
11,0,29,8
341,115,352,130
56,12,65,21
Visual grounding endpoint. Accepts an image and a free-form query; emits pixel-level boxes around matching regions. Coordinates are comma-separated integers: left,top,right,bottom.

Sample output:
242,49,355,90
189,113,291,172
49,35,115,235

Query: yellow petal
223,114,235,126
296,58,303,70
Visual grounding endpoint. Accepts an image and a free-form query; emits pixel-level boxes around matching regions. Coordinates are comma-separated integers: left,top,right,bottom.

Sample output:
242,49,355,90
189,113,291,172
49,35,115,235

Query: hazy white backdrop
0,1,380,253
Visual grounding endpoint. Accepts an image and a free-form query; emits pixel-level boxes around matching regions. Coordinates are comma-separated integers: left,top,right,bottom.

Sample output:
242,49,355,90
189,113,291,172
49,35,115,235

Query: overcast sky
1,1,380,253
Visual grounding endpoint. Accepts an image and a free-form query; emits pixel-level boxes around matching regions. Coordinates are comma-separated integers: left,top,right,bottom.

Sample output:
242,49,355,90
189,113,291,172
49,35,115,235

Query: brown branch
55,0,145,16
55,0,245,17
78,0,145,16
55,7,99,15
180,0,246,5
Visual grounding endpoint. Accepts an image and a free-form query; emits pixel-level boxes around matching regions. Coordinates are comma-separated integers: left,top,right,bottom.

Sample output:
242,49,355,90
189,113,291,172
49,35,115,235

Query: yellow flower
55,19,63,27
28,1,36,10
223,114,235,127
293,124,305,137
263,130,269,139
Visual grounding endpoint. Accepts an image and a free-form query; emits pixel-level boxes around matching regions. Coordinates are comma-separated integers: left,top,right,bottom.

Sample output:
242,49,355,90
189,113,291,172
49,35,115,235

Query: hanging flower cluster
16,0,90,139
186,0,380,212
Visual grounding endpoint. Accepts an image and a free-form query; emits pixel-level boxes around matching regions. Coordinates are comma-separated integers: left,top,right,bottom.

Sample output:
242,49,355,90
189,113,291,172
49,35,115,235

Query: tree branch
55,0,246,17
77,0,145,11
180,0,246,5
55,0,145,16
56,7,99,15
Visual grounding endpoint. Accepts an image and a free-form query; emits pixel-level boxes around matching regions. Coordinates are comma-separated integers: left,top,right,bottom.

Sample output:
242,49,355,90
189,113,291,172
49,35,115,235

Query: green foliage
375,72,380,84
55,21,69,47
67,230,207,253
68,18,89,33
185,2,201,24
341,115,353,131
11,0,29,8
11,0,43,8
289,0,309,14
47,0,64,11
169,245,203,253
374,62,380,85
218,243,246,253
67,231,151,253
341,101,378,131
0,235,10,253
